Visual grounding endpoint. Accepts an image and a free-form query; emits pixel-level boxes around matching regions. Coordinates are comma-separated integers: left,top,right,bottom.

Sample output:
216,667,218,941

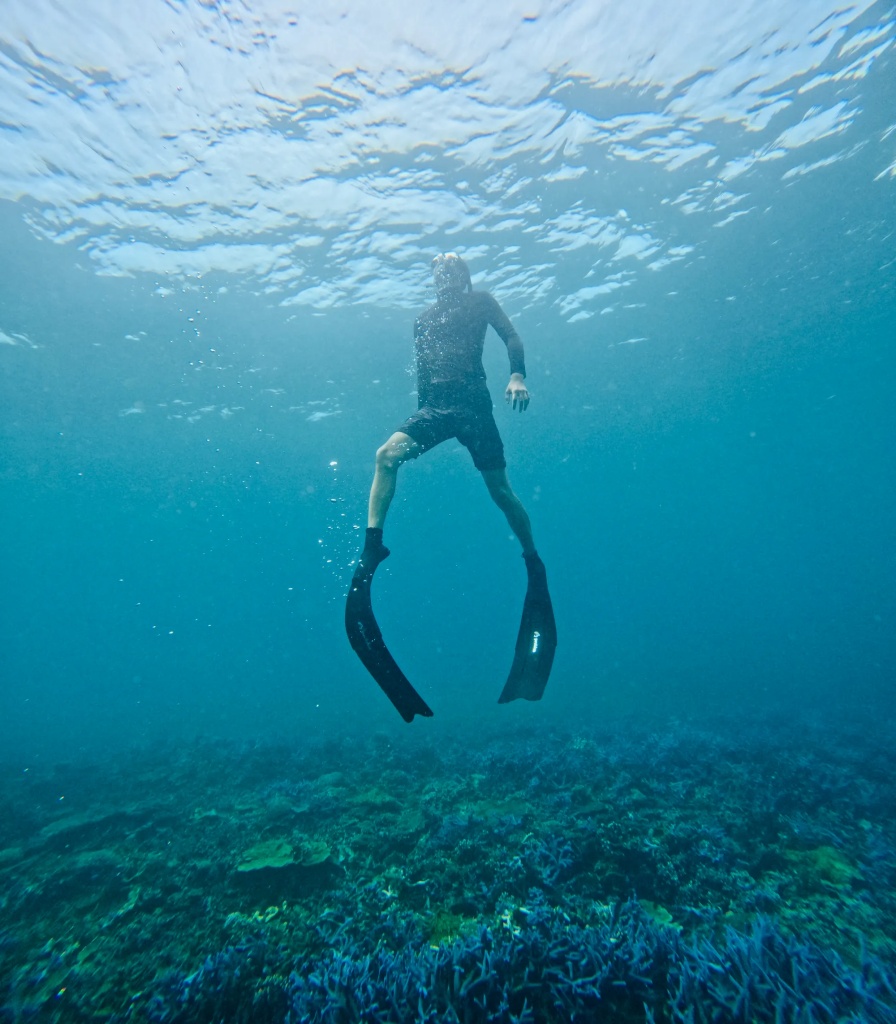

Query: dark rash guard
413,289,525,408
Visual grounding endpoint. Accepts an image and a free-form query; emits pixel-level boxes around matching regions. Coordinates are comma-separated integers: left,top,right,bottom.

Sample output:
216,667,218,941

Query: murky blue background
1,1,893,760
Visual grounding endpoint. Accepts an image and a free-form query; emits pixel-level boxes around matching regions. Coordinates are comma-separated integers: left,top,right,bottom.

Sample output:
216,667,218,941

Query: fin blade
345,567,434,722
498,555,557,704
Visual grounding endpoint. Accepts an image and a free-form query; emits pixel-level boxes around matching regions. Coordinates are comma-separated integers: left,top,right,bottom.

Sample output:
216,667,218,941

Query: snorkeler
345,252,556,721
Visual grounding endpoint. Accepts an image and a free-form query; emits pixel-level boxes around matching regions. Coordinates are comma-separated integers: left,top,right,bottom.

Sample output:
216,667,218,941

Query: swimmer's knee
376,434,416,471
375,442,398,471
482,469,515,503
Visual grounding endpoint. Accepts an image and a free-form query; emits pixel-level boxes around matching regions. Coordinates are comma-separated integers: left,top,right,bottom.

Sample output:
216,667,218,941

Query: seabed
1,713,894,1022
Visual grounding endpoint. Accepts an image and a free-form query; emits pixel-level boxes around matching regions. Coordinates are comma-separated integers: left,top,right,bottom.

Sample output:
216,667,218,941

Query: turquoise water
2,0,893,754
1,3,895,1019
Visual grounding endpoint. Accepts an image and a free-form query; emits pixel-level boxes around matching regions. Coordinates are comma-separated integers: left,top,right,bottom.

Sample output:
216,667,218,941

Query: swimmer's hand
505,373,530,412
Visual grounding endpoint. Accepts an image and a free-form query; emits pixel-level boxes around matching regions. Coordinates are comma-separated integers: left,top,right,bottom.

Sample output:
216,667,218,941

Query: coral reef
0,713,894,1021
146,897,896,1023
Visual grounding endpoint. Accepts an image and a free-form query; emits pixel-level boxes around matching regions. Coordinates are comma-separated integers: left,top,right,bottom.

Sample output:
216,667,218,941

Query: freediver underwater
345,252,557,720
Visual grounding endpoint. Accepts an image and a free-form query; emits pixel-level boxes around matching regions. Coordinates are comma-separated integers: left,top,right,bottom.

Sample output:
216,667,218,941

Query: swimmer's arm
483,293,529,411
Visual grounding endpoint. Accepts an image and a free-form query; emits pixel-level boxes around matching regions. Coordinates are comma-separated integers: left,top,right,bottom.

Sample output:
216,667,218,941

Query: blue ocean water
1,2,895,1019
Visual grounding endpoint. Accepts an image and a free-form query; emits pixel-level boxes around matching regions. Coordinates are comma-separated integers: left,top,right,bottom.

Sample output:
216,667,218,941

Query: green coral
296,839,331,867
785,845,861,889
237,839,294,872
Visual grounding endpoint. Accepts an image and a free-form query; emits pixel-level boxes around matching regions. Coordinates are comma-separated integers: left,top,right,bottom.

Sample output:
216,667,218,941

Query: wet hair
432,252,472,295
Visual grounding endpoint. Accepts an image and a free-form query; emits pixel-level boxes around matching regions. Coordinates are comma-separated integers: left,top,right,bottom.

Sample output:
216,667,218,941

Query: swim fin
498,552,557,704
345,544,434,722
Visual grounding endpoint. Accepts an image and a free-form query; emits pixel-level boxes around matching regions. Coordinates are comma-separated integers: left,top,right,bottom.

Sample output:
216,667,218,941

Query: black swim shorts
398,390,506,471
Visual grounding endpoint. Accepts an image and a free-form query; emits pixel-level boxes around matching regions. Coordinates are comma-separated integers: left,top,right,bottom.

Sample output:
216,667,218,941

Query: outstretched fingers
505,383,530,412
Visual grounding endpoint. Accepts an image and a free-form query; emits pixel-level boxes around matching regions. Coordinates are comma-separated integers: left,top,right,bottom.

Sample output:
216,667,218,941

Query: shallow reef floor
1,711,895,1022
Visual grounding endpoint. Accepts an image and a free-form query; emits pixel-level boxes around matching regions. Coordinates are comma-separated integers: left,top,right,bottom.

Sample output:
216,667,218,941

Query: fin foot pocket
352,542,391,585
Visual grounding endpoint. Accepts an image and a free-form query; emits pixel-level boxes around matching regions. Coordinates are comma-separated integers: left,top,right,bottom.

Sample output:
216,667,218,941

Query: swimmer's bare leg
368,431,422,530
480,467,537,556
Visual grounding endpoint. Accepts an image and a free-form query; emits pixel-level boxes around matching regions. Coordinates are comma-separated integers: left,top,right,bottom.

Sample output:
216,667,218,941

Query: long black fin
345,547,434,722
498,552,557,704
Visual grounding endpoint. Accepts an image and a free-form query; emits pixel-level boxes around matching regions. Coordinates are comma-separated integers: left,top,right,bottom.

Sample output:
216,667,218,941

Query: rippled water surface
1,1,894,753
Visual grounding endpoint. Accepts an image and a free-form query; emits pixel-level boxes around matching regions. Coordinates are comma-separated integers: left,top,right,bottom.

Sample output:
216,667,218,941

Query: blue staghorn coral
3,714,896,1021
143,897,895,1024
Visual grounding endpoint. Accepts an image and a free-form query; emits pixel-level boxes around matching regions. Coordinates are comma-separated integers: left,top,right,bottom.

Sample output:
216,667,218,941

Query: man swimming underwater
345,252,556,720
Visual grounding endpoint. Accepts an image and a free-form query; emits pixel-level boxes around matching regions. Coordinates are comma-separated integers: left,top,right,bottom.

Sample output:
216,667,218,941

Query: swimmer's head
431,252,472,295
